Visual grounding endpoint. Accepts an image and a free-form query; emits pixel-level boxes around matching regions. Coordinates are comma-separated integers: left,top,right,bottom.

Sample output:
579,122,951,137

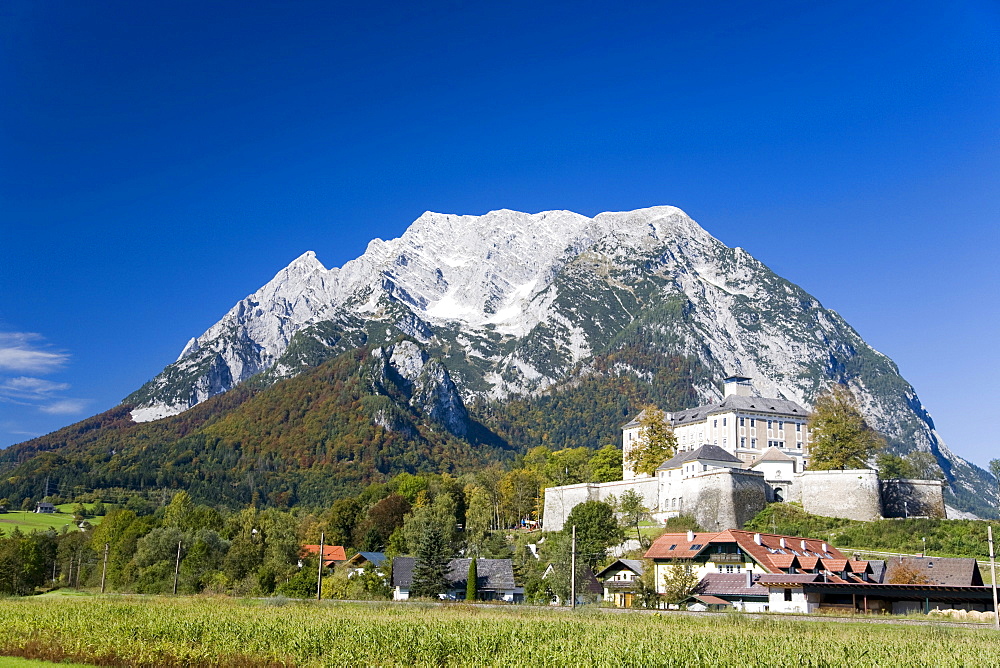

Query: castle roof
670,395,808,427
622,409,646,429
656,444,743,471
751,447,796,465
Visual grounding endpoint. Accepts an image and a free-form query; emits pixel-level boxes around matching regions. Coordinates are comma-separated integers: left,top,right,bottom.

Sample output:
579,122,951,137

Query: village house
646,530,992,615
300,544,346,569
34,502,55,514
344,551,387,577
687,571,770,612
392,557,520,602
595,559,644,607
644,529,848,584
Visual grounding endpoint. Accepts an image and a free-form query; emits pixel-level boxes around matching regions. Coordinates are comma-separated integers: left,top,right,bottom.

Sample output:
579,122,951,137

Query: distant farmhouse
543,377,945,531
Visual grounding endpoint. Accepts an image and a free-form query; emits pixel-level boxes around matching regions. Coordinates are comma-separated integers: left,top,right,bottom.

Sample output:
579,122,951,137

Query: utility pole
75,553,82,588
67,555,73,589
172,540,182,595
100,543,109,594
316,532,325,601
570,525,577,610
989,526,999,630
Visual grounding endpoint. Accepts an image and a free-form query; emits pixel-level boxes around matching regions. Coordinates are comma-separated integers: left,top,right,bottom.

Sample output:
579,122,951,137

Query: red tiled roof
848,560,869,573
797,556,819,571
644,532,720,559
820,558,848,572
769,555,798,569
302,544,346,564
647,529,847,574
757,573,825,586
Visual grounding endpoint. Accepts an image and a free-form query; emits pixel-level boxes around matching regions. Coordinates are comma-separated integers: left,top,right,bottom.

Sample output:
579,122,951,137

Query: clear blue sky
1,1,998,467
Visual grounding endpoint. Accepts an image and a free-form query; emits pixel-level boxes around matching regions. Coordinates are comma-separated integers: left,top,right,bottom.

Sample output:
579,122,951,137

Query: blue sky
1,1,998,467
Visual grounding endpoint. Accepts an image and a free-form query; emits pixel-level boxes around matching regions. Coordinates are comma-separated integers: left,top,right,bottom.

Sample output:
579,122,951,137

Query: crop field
0,597,997,667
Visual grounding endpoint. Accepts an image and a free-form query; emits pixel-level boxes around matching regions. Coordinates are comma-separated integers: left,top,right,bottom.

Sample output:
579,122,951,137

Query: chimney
779,538,787,549
753,533,762,545
687,530,695,542
723,376,753,398
800,540,807,551
745,570,753,588
822,543,829,553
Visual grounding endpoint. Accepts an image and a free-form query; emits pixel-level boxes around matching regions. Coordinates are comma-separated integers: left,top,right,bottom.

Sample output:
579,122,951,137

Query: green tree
466,557,478,601
563,500,624,568
405,495,457,599
617,489,650,547
627,407,677,476
876,453,912,479
807,386,885,470
660,564,699,604
588,444,624,483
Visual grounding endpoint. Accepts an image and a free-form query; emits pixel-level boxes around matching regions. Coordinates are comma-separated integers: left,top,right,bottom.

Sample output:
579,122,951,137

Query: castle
542,377,945,531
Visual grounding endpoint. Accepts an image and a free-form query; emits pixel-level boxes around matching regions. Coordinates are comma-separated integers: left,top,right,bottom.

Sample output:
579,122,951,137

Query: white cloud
39,399,89,415
0,333,69,373
0,376,71,399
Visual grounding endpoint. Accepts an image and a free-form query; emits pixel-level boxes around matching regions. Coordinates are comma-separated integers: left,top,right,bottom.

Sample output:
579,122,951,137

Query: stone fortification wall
684,469,768,531
542,478,658,532
880,478,946,518
799,470,882,521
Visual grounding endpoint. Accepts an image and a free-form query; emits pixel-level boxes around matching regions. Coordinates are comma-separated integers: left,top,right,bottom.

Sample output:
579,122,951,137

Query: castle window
750,418,755,427
768,420,773,429
751,438,757,449
740,437,746,448
723,418,727,426
713,419,717,428
740,417,745,427
779,421,784,430
796,423,801,432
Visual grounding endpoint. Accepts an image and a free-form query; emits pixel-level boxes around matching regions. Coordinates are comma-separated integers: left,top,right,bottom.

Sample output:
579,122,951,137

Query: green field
0,596,996,667
0,505,106,535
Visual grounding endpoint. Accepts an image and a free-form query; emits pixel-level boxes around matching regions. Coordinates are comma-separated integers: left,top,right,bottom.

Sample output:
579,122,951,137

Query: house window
784,589,793,602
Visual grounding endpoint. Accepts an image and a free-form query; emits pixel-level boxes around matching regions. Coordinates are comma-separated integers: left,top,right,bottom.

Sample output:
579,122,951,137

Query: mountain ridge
10,206,992,516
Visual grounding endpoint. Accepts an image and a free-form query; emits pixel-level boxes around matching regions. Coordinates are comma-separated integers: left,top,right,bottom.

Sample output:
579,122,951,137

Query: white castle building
542,377,945,531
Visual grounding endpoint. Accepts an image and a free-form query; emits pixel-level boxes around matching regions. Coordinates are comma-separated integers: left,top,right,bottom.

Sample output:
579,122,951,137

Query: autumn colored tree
627,407,677,476
807,386,885,470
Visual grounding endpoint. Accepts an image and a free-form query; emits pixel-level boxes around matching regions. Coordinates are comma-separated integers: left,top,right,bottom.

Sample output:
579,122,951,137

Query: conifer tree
466,557,478,601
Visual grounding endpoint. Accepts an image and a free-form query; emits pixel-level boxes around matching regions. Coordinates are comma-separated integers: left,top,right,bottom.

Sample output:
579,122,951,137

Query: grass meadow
0,596,997,667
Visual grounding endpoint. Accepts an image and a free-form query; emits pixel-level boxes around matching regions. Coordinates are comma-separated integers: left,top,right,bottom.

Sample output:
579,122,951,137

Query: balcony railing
711,553,744,563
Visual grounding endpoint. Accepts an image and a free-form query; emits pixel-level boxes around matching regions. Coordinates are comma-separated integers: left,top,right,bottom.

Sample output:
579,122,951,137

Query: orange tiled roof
797,556,819,571
647,529,848,575
769,555,798,570
302,544,347,563
848,560,869,573
820,558,849,572
644,532,720,559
